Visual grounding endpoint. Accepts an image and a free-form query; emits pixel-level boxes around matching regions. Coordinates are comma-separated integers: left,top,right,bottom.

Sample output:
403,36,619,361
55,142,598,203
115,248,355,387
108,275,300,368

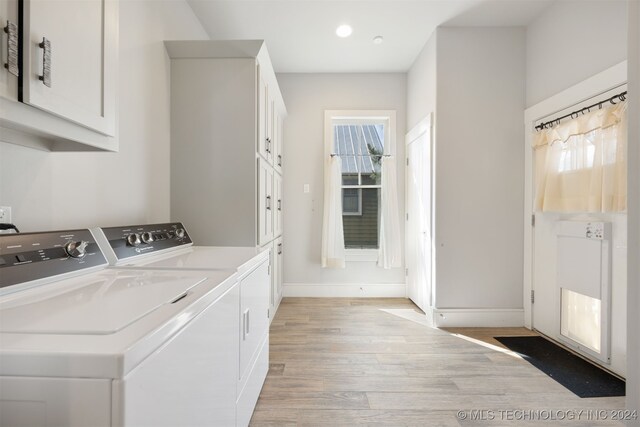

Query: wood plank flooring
251,298,625,426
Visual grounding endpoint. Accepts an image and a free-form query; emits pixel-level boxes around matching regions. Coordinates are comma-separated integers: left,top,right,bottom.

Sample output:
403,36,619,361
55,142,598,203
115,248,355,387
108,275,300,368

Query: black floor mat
494,336,625,398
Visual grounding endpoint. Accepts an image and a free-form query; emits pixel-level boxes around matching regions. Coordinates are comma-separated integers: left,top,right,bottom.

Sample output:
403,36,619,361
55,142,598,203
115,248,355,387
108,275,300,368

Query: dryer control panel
0,229,108,290
95,222,193,264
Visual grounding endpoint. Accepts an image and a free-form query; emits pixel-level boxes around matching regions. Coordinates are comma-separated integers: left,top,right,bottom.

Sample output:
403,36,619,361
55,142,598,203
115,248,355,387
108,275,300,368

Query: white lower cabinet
114,282,240,427
238,259,270,427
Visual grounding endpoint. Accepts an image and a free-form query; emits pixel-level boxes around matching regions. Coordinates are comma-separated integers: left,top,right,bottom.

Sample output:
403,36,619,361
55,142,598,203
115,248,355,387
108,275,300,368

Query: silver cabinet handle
278,154,282,167
265,138,271,153
246,309,250,336
266,195,271,210
277,199,282,211
242,309,249,341
278,243,282,255
38,37,51,87
3,21,18,77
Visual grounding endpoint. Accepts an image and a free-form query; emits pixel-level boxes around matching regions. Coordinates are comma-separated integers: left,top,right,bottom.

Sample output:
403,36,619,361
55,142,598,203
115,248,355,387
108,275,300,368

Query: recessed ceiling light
336,24,353,38
373,36,384,45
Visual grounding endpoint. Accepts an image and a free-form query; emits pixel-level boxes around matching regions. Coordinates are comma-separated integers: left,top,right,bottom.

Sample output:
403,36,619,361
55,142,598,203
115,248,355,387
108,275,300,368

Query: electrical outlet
0,206,12,223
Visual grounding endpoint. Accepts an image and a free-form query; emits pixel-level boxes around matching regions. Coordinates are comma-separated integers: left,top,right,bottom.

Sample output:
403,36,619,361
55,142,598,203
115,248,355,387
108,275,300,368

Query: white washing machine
92,222,271,427
92,222,267,274
0,229,240,427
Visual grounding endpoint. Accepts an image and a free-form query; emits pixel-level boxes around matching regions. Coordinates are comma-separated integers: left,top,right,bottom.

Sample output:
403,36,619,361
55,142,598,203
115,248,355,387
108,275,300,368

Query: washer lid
0,273,207,335
124,246,266,272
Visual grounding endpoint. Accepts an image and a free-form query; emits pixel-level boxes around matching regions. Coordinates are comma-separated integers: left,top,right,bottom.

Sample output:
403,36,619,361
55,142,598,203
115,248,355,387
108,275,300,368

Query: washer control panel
0,229,107,289
97,222,192,262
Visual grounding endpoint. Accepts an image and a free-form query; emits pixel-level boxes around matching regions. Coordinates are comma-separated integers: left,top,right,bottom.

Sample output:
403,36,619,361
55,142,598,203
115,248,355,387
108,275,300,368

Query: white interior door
405,117,432,313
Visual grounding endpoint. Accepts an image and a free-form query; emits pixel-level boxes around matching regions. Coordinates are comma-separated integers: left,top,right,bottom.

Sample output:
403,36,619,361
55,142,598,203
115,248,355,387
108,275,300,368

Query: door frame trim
522,61,627,329
405,114,434,309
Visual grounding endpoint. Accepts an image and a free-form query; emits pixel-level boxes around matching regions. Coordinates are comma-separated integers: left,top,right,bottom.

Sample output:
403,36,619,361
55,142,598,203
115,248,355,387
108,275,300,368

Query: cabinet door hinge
531,214,535,227
406,158,409,166
267,309,270,318
531,290,535,304
406,213,409,221
405,268,408,277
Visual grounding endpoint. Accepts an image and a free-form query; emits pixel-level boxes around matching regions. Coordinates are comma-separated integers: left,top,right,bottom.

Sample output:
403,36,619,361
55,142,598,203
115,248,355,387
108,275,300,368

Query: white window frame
324,110,396,260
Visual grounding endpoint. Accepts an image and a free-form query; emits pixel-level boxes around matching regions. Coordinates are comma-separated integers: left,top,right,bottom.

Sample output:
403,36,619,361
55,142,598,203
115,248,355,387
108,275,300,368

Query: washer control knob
65,241,89,258
127,233,142,247
141,232,154,244
175,228,186,239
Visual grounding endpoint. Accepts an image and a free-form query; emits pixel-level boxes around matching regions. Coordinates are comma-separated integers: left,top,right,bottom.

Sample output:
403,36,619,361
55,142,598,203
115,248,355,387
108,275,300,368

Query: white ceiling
187,0,554,73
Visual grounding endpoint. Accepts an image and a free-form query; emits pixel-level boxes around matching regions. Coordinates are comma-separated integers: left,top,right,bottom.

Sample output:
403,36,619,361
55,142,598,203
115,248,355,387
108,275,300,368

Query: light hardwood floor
250,298,625,426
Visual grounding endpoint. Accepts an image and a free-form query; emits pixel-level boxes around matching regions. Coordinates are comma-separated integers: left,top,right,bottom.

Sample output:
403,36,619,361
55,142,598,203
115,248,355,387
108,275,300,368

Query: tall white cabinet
166,40,285,321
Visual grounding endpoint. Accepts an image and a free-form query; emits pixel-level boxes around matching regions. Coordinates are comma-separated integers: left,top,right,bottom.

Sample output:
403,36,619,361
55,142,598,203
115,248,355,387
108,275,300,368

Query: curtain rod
535,91,627,131
330,153,392,157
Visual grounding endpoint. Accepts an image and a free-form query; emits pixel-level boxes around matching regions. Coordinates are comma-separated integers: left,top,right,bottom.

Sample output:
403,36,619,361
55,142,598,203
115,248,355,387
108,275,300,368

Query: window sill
345,249,378,262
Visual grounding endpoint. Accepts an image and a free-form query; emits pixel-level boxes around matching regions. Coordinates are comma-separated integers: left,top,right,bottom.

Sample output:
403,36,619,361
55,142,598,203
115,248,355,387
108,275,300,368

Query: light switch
303,184,310,193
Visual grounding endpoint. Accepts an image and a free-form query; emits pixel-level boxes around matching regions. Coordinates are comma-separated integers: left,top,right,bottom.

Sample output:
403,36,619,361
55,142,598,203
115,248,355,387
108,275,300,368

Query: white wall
433,27,525,310
277,73,406,290
627,0,640,420
406,33,436,131
0,0,208,231
526,0,627,107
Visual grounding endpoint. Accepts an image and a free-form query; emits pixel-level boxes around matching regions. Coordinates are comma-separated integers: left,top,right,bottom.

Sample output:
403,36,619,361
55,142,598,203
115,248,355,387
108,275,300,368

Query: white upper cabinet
0,0,19,102
22,0,117,136
0,0,118,151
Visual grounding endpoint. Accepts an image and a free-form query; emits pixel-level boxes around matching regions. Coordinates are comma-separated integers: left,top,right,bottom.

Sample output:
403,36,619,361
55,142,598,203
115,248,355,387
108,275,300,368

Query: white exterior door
405,117,432,314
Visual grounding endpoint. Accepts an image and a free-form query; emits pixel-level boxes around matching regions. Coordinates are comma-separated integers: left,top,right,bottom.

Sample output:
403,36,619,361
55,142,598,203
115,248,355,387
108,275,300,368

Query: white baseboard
431,308,524,328
283,283,406,298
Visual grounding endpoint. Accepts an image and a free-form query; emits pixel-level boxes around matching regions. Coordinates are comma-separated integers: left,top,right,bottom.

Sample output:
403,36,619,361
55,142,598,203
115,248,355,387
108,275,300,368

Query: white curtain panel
533,101,627,213
378,156,402,268
321,156,346,268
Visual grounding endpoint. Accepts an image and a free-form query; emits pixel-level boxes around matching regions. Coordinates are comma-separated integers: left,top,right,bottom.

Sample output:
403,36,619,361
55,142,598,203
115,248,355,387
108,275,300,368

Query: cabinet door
257,69,268,160
274,172,283,237
275,236,283,308
239,260,270,382
257,158,274,246
21,0,117,136
274,113,284,174
266,241,276,321
0,0,18,102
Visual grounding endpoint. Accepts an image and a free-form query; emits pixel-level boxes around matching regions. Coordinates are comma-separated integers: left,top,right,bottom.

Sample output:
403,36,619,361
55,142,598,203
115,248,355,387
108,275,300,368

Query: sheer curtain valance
533,101,627,213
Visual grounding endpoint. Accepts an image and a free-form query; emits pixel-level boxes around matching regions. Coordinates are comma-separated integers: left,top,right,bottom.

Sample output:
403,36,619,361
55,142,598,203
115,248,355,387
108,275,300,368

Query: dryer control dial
127,233,142,247
65,241,89,258
141,232,154,244
175,228,186,238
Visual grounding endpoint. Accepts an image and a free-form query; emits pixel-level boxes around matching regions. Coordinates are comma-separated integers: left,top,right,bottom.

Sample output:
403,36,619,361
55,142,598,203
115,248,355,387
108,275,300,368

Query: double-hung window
325,111,395,251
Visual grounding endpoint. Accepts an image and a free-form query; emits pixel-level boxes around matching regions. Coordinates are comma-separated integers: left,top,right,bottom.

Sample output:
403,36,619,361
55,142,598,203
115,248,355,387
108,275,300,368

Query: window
325,111,395,250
